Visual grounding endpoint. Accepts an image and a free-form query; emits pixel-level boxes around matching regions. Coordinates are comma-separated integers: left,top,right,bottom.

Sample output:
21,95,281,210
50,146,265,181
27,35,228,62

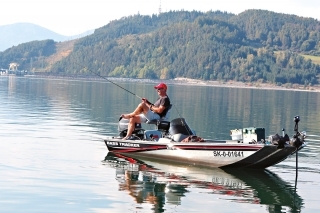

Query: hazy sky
1,0,320,36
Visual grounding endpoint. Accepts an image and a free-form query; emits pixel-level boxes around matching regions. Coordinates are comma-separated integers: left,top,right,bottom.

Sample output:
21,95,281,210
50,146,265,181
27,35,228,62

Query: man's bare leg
122,102,150,139
123,116,142,139
121,103,149,119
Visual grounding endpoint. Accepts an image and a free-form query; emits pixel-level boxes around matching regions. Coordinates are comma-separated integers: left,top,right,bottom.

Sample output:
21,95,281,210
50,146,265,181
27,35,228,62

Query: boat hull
104,138,300,169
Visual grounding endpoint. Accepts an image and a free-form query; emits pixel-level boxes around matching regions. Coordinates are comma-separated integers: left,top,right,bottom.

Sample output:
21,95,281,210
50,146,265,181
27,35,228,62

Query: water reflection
103,152,303,213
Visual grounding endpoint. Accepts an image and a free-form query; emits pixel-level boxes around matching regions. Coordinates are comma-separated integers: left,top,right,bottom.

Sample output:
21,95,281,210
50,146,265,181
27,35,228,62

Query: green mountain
1,10,320,86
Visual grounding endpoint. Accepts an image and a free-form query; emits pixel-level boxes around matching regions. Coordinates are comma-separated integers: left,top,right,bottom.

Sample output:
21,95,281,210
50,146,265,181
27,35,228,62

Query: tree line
1,9,319,85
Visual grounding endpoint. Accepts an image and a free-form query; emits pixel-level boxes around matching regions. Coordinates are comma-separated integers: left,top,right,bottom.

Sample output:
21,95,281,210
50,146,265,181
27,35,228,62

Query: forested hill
1,9,320,86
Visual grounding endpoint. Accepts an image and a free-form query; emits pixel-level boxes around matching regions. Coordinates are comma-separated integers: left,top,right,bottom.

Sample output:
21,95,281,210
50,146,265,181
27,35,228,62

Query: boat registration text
213,151,244,157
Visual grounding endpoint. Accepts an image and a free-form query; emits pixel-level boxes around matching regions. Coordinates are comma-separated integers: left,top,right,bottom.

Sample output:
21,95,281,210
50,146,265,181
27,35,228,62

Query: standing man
121,83,171,139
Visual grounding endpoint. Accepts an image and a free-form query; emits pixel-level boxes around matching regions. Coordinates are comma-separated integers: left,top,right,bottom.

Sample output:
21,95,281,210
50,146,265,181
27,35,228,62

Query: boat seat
146,120,162,125
146,104,172,132
146,104,172,124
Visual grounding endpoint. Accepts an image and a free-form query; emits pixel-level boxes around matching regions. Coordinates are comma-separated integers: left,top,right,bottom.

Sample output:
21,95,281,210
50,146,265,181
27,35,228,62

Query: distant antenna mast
158,0,162,14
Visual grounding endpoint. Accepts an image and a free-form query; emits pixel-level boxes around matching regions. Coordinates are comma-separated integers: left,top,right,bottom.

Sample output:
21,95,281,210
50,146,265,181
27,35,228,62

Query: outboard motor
169,118,194,142
269,115,306,149
269,133,290,148
118,118,144,139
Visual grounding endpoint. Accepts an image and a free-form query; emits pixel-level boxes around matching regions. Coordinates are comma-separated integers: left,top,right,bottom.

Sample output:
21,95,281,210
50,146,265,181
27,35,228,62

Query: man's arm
150,104,165,114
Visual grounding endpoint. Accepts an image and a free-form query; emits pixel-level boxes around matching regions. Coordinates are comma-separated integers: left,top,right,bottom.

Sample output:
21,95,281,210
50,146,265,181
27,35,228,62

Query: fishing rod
72,58,193,136
72,59,144,100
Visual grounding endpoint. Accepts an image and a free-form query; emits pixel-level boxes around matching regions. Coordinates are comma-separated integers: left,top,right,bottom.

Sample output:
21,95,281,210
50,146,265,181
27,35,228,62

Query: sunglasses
157,88,164,91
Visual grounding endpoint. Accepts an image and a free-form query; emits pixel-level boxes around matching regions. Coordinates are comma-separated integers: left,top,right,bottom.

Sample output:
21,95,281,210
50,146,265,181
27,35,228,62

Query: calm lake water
1,76,320,213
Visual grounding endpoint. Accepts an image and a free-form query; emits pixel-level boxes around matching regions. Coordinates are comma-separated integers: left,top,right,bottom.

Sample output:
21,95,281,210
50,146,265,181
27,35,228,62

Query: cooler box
230,129,242,140
242,127,265,143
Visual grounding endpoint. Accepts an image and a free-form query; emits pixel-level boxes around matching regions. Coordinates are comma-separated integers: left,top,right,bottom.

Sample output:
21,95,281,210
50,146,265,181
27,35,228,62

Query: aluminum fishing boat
104,116,307,169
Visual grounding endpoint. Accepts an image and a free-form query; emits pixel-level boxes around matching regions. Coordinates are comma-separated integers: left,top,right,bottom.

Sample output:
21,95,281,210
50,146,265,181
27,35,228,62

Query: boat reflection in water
102,152,303,212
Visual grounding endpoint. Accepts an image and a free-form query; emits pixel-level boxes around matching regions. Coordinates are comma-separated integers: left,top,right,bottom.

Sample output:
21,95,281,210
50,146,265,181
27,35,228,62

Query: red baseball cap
154,83,167,90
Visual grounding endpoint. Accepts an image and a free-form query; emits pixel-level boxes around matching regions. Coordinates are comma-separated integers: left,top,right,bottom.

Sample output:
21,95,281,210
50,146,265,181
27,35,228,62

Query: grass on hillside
274,50,320,65
300,54,320,65
35,39,76,72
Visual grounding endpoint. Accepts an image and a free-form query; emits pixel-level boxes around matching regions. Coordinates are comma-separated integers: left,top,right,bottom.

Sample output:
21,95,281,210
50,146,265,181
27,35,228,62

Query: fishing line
173,105,193,136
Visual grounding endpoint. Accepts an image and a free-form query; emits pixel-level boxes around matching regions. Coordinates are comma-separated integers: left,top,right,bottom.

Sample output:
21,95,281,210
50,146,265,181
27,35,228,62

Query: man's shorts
139,109,160,123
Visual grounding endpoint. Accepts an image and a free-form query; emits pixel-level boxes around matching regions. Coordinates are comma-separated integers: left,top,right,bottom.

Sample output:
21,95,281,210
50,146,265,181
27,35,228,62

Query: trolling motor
290,115,304,149
290,115,307,188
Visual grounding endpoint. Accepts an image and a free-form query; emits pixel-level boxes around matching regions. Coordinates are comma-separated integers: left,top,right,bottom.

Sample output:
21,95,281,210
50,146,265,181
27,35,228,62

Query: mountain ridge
0,22,93,51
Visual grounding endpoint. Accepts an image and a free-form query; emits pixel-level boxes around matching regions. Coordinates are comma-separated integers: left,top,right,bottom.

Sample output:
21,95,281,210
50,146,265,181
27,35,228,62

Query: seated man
121,83,171,139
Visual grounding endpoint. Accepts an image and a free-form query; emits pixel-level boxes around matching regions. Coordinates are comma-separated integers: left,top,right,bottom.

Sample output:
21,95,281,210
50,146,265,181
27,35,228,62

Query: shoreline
171,78,320,93
5,74,319,93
